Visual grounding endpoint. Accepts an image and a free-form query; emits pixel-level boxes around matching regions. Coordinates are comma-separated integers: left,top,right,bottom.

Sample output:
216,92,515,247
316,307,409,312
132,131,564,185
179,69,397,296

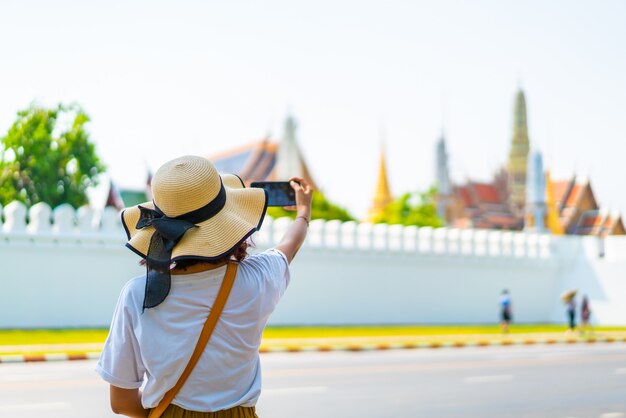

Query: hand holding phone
250,181,297,207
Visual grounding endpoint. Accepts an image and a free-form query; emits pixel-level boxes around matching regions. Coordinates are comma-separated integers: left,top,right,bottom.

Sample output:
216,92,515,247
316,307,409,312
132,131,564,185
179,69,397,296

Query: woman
499,289,512,333
580,295,592,335
96,155,313,418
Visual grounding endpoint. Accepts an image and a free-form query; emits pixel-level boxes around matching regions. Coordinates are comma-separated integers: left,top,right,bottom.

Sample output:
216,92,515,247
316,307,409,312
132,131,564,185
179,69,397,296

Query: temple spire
506,89,531,212
276,115,299,179
545,170,565,235
366,143,393,222
524,150,546,232
435,132,452,221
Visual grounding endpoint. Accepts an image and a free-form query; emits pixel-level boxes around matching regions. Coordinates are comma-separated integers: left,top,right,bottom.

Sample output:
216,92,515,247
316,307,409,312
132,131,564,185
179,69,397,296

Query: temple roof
211,139,279,183
472,183,501,204
208,117,318,190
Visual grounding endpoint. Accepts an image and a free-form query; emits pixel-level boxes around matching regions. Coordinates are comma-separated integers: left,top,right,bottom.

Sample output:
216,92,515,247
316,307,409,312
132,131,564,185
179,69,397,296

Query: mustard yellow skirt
160,404,258,418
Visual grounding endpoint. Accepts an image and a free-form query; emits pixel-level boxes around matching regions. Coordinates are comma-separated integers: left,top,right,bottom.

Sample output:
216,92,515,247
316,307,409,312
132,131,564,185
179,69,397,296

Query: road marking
464,374,513,383
613,368,626,375
263,386,328,396
0,402,71,412
0,373,51,382
601,413,624,418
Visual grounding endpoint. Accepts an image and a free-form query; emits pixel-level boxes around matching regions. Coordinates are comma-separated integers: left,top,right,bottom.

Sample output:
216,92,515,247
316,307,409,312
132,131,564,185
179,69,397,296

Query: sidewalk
2,331,625,363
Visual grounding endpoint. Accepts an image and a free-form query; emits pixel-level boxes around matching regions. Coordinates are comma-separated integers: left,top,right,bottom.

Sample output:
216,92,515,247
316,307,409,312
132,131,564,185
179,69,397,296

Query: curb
0,352,101,363
2,336,624,363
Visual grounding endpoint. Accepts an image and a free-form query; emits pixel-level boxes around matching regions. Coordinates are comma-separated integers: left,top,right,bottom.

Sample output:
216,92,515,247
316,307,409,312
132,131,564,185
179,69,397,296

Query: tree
373,186,444,227
267,191,356,222
0,103,105,208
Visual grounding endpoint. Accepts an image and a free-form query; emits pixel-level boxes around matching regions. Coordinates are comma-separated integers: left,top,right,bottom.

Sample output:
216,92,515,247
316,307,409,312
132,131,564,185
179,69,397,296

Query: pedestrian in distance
96,155,313,418
566,297,577,333
580,295,592,336
500,289,512,333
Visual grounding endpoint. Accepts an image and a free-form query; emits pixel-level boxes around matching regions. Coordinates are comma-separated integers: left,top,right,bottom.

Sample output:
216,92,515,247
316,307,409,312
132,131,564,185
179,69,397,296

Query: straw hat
561,289,577,303
121,155,268,262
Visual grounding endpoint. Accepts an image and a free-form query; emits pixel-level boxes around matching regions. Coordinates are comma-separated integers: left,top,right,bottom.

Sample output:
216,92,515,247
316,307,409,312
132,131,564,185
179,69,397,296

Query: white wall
1,201,624,328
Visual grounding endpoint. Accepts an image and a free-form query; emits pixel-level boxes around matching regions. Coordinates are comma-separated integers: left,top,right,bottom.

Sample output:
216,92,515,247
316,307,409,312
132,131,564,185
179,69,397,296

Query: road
0,344,625,417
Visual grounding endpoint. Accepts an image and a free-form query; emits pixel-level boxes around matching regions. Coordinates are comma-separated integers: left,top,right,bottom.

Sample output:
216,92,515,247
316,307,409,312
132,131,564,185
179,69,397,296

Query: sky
0,0,625,219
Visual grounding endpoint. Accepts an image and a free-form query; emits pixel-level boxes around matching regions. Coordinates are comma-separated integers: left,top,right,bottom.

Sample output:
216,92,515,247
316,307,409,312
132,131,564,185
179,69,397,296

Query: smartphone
250,181,296,207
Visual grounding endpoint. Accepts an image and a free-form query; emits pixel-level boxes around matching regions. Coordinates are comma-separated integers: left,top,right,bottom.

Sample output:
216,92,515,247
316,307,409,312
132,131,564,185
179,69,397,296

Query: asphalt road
0,344,625,418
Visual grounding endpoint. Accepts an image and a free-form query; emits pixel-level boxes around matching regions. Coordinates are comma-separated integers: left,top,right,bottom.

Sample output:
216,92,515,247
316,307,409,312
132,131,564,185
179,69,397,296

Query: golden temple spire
366,144,393,222
507,89,531,212
545,170,564,235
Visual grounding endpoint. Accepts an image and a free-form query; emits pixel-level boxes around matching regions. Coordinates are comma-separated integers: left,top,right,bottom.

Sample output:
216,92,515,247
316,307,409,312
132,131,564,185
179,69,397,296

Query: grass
0,329,109,345
2,324,626,346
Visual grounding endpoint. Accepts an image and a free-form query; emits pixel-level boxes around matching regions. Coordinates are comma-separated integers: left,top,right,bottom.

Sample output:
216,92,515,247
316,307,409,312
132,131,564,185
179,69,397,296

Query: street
0,344,625,417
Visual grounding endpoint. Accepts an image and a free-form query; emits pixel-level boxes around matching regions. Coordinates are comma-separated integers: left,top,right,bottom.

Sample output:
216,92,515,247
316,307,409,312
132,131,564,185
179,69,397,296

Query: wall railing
1,201,553,259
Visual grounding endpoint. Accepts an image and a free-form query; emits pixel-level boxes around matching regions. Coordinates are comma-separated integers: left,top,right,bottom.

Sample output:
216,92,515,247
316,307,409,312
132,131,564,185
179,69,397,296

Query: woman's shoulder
117,275,146,309
242,249,288,268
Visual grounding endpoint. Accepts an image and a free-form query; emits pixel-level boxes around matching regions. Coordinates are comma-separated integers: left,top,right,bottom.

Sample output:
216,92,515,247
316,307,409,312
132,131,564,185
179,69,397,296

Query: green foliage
373,186,444,227
0,103,105,208
267,191,356,222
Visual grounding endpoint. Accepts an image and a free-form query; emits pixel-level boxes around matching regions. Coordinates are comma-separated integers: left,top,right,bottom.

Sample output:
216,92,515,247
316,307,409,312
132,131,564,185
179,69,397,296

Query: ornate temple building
434,89,624,236
209,115,318,189
109,115,316,211
109,89,623,237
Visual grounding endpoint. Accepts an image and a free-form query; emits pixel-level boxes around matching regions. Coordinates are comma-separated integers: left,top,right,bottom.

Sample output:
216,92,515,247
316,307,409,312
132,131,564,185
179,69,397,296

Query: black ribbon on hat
136,183,227,310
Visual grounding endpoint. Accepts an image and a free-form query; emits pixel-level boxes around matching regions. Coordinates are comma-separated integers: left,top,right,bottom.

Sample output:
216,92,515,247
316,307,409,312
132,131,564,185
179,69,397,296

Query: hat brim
121,174,267,261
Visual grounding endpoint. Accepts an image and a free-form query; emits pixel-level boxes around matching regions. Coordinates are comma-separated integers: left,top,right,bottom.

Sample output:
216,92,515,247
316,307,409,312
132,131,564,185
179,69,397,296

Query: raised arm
275,177,313,264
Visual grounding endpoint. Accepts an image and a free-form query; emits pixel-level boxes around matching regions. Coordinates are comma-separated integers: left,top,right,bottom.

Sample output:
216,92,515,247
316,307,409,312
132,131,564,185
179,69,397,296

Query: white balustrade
324,220,342,248
254,216,273,247
432,227,447,254
487,230,502,257
501,231,514,257
460,229,475,255
446,228,461,254
77,206,98,233
539,234,551,258
474,230,488,256
356,222,374,250
402,225,418,252
513,233,527,258
27,202,52,234
417,227,433,254
271,217,292,246
0,199,564,262
307,219,325,248
101,207,121,235
388,224,404,252
372,223,388,251
525,233,538,258
52,204,75,234
339,221,357,249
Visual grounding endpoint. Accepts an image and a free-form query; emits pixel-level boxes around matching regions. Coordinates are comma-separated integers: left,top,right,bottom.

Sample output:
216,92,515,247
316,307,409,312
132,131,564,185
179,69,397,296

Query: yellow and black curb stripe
1,336,624,363
0,352,101,363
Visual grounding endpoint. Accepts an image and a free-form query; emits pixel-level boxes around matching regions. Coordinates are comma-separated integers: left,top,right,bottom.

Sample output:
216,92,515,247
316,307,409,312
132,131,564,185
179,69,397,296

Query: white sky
0,0,625,219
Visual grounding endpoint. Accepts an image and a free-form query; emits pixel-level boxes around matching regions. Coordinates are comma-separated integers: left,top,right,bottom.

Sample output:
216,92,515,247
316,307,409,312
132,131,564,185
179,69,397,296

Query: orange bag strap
148,261,239,418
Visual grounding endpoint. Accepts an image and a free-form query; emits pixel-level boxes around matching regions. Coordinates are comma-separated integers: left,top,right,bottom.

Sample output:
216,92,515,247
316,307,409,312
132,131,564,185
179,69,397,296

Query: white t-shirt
96,249,290,411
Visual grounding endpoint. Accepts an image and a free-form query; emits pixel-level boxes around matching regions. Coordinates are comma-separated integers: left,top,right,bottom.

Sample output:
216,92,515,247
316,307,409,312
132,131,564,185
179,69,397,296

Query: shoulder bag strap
148,261,239,418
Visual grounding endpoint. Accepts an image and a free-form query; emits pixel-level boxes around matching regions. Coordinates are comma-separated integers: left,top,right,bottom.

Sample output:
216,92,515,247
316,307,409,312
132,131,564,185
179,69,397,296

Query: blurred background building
107,89,623,237
434,89,624,237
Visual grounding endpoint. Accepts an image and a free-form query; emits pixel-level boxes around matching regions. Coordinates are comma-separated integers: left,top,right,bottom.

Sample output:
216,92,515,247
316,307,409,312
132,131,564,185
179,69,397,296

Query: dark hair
173,240,250,270
138,239,253,270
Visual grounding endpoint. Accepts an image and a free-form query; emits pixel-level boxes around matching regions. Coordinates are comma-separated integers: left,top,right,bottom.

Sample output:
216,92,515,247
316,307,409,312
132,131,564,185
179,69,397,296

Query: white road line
263,386,328,396
601,413,624,418
0,402,71,412
613,368,626,375
464,374,514,384
0,373,50,382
